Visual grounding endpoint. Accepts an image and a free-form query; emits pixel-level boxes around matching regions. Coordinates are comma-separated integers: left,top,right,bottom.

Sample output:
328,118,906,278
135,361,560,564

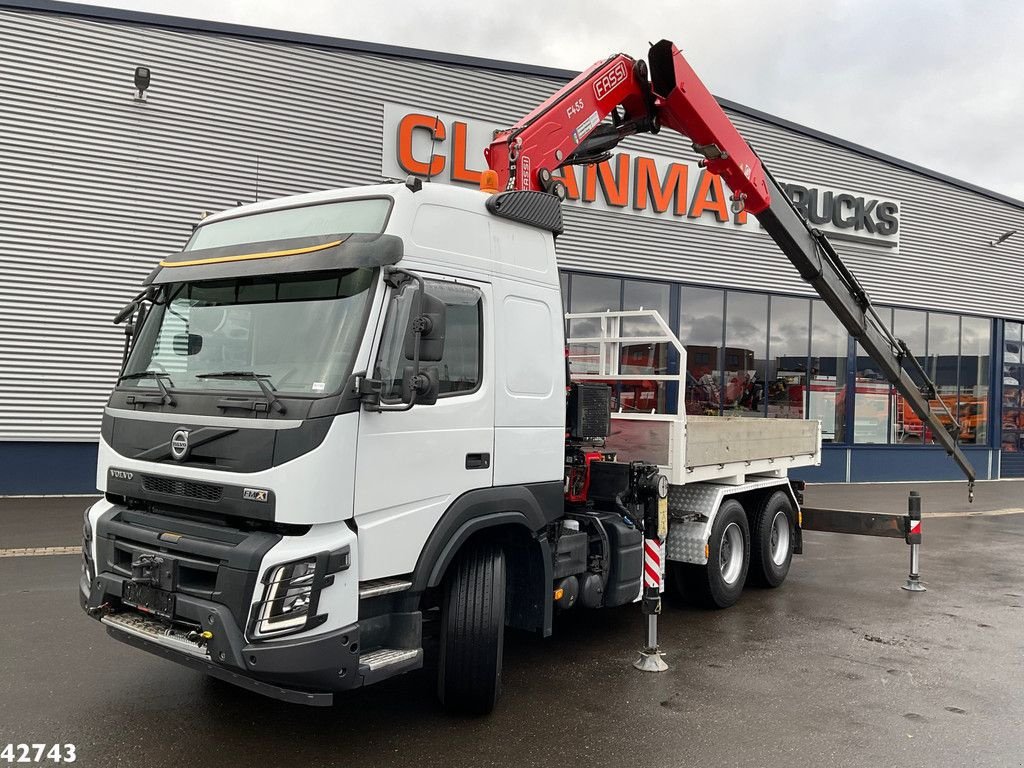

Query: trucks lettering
784,184,900,236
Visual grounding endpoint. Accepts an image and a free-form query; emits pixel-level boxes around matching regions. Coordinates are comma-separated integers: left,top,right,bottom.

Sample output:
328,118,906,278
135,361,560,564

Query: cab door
354,276,494,581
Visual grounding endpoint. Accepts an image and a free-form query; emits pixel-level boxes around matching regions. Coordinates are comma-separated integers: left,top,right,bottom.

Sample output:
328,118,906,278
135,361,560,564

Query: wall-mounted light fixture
133,66,151,101
990,229,1017,247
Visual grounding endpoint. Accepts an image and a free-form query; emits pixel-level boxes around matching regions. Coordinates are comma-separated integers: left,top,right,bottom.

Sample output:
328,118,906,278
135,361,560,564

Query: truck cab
83,181,569,709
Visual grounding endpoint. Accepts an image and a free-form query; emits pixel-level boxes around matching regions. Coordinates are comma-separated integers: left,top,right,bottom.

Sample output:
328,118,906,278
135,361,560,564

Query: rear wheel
438,543,506,715
671,499,750,609
748,491,795,587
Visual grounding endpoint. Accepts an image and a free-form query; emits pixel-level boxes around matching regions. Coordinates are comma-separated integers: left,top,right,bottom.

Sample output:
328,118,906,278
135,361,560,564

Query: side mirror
173,333,204,356
401,365,439,406
403,292,447,363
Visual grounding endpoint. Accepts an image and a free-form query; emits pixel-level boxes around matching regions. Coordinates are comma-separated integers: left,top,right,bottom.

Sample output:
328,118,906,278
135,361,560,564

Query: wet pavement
1,486,1023,767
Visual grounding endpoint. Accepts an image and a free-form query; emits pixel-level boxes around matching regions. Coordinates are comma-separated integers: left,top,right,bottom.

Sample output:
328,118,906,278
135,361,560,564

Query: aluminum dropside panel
685,416,821,470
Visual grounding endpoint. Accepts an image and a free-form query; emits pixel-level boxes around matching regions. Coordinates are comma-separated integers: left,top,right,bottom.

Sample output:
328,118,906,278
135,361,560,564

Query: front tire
438,543,506,715
748,491,795,587
671,499,750,609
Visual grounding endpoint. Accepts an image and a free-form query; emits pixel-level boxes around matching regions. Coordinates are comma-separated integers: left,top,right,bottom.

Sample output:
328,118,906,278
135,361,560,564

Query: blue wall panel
791,447,848,483
850,447,992,482
0,442,98,494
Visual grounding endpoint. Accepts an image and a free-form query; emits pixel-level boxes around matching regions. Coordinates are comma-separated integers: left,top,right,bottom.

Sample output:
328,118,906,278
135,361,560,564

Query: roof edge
3,0,1022,211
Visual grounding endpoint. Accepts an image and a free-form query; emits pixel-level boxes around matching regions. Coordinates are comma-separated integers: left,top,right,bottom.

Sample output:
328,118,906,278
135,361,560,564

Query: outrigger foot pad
633,649,669,672
902,578,927,592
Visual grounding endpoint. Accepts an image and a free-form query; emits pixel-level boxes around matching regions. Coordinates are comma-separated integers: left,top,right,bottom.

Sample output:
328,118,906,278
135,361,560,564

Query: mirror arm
368,267,429,412
364,384,418,413
114,287,159,375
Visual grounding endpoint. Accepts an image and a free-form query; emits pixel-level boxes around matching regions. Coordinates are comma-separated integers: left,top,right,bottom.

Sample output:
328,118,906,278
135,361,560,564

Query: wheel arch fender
411,483,561,636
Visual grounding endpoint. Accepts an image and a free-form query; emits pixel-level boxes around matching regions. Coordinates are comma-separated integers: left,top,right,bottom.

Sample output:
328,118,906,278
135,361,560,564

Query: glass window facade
680,287,724,416
561,271,1001,451
1003,322,1024,454
959,316,991,446
565,273,673,414
809,301,848,443
926,313,961,447
723,292,767,415
767,296,810,420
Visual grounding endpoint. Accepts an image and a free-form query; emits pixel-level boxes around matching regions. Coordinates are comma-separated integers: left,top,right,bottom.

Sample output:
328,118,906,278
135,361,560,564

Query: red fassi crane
485,40,976,497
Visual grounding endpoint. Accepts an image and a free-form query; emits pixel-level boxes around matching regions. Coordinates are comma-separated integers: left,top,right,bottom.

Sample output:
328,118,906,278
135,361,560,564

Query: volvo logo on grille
170,429,190,461
109,469,133,481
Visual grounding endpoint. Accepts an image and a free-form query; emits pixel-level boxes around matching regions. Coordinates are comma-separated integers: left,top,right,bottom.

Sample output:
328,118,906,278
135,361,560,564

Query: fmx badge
170,429,189,461
243,487,270,503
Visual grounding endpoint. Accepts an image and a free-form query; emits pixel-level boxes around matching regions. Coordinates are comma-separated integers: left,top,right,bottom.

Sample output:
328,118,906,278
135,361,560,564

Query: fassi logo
593,60,629,101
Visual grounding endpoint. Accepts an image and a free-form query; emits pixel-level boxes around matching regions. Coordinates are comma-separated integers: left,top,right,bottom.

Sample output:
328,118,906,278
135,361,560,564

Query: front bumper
83,572,364,705
81,501,420,706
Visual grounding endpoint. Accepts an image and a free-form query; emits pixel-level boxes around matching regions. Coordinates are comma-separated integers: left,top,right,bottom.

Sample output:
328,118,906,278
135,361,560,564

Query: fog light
254,558,319,637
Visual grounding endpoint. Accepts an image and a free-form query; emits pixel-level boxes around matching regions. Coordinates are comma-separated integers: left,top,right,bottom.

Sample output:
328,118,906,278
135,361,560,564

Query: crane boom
485,39,976,497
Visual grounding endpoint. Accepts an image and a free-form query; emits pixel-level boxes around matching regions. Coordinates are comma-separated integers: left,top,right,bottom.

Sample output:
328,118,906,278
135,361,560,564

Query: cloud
88,0,1024,200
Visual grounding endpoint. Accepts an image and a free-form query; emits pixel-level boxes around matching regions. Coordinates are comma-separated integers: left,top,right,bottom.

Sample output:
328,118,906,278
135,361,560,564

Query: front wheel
438,543,506,715
669,499,750,609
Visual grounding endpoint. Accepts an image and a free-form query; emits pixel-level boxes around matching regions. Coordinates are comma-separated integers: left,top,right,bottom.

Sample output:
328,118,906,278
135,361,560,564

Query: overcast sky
91,0,1024,201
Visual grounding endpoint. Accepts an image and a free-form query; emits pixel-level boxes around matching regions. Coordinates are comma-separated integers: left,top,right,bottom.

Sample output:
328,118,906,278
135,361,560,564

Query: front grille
142,475,223,502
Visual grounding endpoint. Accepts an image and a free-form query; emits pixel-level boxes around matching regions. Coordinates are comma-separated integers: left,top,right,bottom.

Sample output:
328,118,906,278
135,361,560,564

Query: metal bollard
901,490,926,592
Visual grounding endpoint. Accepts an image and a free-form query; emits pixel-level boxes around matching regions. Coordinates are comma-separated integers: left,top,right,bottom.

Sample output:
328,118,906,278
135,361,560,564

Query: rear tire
673,499,750,609
748,491,795,587
438,543,506,715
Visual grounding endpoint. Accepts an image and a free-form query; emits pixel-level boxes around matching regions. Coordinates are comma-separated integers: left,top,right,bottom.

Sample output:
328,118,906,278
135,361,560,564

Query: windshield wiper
117,370,176,406
195,371,286,414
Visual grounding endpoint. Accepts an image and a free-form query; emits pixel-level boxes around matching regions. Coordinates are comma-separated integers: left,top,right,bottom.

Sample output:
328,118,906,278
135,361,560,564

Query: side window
375,280,483,401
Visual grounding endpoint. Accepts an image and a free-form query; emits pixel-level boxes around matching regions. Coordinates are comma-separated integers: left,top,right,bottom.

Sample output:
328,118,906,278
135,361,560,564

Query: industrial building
2,0,1023,493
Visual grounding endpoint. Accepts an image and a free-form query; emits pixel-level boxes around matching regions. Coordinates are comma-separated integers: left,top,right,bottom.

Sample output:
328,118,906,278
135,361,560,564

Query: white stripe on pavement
0,546,81,558
925,508,1024,518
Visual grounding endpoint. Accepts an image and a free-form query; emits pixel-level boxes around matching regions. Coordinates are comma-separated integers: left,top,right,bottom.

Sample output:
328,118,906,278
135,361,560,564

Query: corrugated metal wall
1,6,1022,443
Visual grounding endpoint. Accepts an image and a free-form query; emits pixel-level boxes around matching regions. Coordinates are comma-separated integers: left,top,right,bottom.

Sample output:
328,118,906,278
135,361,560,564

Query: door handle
465,453,490,470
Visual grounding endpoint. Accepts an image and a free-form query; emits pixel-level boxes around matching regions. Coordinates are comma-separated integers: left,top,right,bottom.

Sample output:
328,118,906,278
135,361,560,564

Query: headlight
253,558,320,638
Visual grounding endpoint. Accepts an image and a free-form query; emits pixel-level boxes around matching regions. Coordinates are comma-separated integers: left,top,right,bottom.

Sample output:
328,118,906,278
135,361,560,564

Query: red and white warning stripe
910,519,922,535
643,538,662,589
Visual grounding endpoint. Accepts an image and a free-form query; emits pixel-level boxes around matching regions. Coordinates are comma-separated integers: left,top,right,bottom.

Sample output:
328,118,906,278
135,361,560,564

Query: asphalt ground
1,483,1022,767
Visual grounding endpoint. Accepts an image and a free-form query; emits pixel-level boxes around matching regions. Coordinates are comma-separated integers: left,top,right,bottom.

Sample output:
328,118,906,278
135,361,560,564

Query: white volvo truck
80,39,973,714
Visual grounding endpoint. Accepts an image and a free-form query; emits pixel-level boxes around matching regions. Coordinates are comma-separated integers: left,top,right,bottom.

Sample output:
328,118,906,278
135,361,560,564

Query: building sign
382,104,901,251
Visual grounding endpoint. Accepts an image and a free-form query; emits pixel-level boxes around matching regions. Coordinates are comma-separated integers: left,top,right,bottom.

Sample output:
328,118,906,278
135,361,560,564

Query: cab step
358,578,413,599
360,647,420,670
359,647,423,684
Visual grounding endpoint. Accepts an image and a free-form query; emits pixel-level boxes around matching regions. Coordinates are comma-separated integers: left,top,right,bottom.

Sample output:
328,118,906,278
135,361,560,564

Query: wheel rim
719,522,744,585
769,510,790,566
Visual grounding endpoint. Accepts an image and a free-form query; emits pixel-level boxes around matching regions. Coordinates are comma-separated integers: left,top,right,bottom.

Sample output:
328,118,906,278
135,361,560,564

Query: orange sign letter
397,113,446,178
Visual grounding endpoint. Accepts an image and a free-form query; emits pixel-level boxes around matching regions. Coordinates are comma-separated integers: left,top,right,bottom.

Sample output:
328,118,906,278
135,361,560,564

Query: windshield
122,269,377,397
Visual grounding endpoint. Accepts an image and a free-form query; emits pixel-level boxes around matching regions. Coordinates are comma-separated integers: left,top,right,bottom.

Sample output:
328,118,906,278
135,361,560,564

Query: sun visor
145,232,404,285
